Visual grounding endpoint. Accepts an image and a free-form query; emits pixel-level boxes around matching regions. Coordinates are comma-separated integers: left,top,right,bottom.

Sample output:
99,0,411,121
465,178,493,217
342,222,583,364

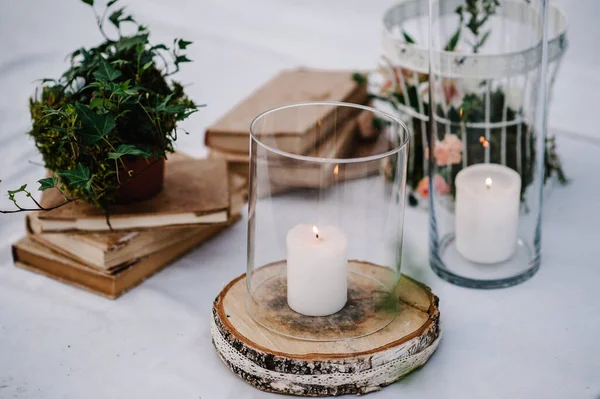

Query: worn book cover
13,214,241,299
205,69,368,154
26,171,247,270
31,157,231,233
210,126,390,192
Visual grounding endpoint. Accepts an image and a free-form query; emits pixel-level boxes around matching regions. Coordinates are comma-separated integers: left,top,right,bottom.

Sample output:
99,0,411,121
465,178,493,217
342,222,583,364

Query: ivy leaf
107,8,135,29
120,15,136,24
36,78,57,84
38,177,59,191
159,103,189,114
156,93,174,108
402,30,416,44
444,25,462,51
85,177,95,193
473,30,491,53
150,44,168,51
107,0,119,7
89,97,104,110
141,61,153,73
93,58,122,82
58,164,91,188
105,80,139,97
89,97,116,111
107,144,152,160
75,102,116,145
7,184,28,197
7,184,29,207
175,55,191,64
117,34,149,51
175,108,199,121
177,39,192,50
109,7,125,28
110,59,130,67
81,0,94,5
352,72,367,85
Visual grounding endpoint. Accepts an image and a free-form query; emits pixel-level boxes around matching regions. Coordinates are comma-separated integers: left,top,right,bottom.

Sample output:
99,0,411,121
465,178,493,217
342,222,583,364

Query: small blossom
443,133,462,152
442,133,462,165
416,176,430,198
434,174,451,195
433,145,450,166
415,175,451,198
426,134,463,166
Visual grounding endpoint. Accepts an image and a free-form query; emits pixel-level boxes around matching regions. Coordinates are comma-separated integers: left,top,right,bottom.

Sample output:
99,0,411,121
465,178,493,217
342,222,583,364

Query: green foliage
57,163,94,192
75,102,116,145
107,144,152,159
352,73,368,86
402,0,496,53
38,177,59,191
25,0,201,209
456,0,500,53
401,30,416,44
444,9,464,52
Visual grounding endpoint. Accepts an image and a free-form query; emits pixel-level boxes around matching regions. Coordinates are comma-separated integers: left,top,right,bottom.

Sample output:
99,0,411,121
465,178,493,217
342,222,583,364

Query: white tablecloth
1,1,599,398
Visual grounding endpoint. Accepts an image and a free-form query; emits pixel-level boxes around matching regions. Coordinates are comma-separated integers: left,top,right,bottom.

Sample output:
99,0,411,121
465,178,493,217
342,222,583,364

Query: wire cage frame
376,0,568,205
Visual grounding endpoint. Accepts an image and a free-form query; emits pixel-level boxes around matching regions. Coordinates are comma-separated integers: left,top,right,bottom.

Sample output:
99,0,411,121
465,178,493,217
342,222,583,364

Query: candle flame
479,136,489,148
333,165,339,175
459,108,463,118
485,177,492,189
313,225,319,239
317,120,322,128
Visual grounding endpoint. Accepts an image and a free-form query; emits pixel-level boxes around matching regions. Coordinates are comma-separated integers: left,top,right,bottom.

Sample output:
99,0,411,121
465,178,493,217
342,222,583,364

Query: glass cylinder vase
425,0,551,288
247,102,410,341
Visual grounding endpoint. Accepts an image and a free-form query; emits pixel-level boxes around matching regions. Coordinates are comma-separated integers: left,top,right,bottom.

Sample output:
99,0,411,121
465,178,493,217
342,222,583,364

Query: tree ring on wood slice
212,261,441,396
248,260,401,341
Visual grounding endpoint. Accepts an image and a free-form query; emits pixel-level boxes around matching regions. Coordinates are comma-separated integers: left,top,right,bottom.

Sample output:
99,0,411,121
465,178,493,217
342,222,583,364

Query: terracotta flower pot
116,156,165,204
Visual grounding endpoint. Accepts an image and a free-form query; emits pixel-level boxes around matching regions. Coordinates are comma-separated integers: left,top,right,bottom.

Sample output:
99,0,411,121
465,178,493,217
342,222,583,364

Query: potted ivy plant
2,0,199,213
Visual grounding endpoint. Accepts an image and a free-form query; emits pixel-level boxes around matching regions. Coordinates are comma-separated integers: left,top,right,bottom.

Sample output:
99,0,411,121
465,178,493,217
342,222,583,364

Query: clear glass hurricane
422,0,552,288
246,102,410,341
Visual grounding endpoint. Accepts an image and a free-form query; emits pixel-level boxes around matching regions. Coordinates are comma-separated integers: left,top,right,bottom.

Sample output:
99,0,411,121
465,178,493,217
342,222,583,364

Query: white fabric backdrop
1,1,599,398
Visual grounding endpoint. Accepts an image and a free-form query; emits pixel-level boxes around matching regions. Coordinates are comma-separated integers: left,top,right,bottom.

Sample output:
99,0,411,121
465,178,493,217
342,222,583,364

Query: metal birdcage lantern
377,0,567,207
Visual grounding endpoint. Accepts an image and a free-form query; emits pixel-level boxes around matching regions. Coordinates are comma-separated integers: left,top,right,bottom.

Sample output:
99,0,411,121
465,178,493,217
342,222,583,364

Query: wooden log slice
212,261,441,396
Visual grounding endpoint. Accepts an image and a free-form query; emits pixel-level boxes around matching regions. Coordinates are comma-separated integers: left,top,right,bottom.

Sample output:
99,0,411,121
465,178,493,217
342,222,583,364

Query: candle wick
316,233,319,239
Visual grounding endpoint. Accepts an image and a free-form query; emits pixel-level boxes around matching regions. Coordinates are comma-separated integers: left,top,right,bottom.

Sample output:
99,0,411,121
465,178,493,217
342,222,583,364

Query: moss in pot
11,0,200,213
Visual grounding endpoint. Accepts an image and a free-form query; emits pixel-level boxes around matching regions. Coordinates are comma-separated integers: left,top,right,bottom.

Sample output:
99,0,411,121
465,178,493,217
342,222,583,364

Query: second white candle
455,164,521,264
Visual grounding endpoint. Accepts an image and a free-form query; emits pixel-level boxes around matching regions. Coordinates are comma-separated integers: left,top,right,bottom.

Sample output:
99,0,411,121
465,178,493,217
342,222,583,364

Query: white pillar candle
455,164,521,264
286,224,348,316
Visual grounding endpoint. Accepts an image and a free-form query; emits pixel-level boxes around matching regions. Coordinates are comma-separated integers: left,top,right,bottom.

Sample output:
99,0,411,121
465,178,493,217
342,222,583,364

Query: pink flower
434,145,450,166
443,133,462,152
434,174,451,195
415,175,451,198
428,134,463,166
416,177,430,198
420,78,483,109
442,79,461,105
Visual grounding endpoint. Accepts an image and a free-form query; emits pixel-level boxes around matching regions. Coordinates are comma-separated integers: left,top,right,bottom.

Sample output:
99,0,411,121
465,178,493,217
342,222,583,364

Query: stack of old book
12,155,246,299
205,68,386,189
